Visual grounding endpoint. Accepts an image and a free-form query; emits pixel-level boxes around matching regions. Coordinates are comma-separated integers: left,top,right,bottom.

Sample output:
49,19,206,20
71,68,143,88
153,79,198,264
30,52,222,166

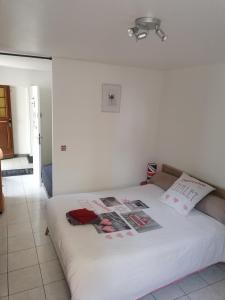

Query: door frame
30,86,42,186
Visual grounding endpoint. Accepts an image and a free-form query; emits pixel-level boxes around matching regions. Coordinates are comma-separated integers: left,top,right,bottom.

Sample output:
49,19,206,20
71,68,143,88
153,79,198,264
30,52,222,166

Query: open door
30,86,42,186
0,85,14,158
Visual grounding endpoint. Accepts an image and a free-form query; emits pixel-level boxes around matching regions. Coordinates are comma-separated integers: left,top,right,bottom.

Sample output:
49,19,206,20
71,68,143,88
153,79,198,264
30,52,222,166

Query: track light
127,27,138,37
155,26,167,42
128,17,167,42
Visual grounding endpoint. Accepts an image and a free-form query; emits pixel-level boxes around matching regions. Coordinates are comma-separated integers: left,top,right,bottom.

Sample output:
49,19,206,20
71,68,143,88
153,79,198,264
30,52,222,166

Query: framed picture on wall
101,83,121,113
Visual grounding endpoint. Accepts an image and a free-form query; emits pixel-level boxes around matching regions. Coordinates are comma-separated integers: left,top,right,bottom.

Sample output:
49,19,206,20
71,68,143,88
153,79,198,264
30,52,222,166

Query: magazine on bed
123,200,149,211
100,197,121,207
121,211,161,233
94,212,131,233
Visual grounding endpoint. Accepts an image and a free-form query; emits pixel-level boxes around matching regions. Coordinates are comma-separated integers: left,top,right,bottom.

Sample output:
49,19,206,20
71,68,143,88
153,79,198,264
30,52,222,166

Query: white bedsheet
47,184,225,300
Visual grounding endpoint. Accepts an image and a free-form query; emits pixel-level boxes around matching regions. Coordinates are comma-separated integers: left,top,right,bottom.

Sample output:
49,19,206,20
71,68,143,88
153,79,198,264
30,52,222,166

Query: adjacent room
0,1,225,300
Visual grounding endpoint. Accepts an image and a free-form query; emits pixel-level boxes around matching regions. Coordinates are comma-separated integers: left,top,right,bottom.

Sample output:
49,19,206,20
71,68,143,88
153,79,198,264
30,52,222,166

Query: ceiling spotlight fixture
128,17,167,42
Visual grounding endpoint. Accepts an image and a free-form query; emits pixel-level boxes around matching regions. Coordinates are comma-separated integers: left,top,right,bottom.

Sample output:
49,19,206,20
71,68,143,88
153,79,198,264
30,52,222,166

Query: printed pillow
160,173,215,216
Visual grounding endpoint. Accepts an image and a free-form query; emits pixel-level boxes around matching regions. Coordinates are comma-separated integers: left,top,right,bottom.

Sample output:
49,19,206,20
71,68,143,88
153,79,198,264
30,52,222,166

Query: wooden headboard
162,164,225,200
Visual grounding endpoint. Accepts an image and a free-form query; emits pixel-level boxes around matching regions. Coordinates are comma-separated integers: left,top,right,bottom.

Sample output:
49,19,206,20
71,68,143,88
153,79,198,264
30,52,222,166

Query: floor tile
217,262,225,272
8,265,42,295
140,293,155,300
0,225,7,239
6,204,29,225
6,202,27,213
5,196,26,205
29,208,46,219
0,255,7,274
178,273,207,294
31,220,48,233
28,202,46,212
8,234,35,253
30,215,47,228
210,279,225,298
7,213,30,225
8,223,32,238
152,284,184,300
33,231,51,247
40,259,64,284
0,273,8,297
198,265,225,284
25,190,47,202
0,297,8,299
188,285,224,300
44,280,70,300
26,194,46,203
8,287,45,300
0,214,7,225
37,244,57,263
8,248,38,271
4,187,24,199
4,187,24,197
0,239,7,255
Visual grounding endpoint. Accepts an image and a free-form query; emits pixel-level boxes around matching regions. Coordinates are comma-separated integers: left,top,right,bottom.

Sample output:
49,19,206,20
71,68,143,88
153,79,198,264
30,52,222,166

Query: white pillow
160,173,215,216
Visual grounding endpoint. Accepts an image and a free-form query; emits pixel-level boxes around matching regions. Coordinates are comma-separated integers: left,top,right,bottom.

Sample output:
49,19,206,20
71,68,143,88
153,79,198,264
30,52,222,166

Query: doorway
1,86,40,179
0,55,52,188
1,85,33,176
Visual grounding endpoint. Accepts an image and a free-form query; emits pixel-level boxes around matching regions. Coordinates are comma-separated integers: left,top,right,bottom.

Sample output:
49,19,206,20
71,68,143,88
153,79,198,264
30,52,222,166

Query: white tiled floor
1,157,33,171
0,175,70,300
0,175,225,300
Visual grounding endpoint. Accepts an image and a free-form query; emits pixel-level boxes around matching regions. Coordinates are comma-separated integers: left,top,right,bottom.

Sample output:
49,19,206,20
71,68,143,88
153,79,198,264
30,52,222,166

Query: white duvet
47,184,225,300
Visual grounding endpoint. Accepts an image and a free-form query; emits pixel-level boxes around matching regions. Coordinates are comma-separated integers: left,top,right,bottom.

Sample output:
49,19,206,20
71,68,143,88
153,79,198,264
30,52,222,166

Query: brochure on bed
47,184,225,300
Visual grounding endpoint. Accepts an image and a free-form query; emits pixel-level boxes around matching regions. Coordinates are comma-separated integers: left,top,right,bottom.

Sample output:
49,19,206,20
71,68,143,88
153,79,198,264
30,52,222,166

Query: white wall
52,58,163,195
157,64,225,189
10,87,30,154
0,66,52,165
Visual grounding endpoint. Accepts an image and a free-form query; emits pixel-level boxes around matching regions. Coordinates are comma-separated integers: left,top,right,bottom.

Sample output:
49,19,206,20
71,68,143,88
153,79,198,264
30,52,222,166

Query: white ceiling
0,0,225,69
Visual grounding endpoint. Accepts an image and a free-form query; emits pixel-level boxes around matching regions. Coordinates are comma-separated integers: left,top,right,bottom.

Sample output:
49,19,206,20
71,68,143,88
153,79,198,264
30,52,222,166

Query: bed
42,163,52,197
46,165,225,300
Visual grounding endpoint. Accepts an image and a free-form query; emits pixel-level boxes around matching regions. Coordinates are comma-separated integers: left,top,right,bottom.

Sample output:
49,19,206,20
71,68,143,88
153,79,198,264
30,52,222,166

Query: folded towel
66,208,100,225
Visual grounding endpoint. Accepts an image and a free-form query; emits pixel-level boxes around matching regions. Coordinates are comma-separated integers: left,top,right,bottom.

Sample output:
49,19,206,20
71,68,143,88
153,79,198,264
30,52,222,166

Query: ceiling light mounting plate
135,17,161,31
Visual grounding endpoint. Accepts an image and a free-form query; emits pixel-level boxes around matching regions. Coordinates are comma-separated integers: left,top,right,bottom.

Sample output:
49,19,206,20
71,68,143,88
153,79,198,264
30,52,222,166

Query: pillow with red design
160,173,215,216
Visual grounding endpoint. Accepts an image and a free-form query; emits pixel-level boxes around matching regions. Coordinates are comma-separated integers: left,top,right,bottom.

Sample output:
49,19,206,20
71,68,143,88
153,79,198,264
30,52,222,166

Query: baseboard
14,154,29,158
2,168,33,177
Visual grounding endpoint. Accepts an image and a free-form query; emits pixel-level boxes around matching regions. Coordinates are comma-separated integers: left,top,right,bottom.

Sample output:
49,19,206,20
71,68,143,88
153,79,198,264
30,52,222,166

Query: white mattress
47,184,225,300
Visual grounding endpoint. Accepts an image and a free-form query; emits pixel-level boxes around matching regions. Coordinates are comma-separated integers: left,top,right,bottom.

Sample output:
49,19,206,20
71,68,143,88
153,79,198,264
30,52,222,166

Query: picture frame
101,83,121,113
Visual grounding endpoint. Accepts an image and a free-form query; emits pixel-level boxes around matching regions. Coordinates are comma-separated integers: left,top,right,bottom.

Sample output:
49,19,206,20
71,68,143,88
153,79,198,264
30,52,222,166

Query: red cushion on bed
66,208,98,224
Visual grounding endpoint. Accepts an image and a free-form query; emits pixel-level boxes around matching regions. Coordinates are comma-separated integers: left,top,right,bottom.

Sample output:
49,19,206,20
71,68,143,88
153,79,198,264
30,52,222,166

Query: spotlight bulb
128,27,138,37
136,31,148,40
155,27,167,42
